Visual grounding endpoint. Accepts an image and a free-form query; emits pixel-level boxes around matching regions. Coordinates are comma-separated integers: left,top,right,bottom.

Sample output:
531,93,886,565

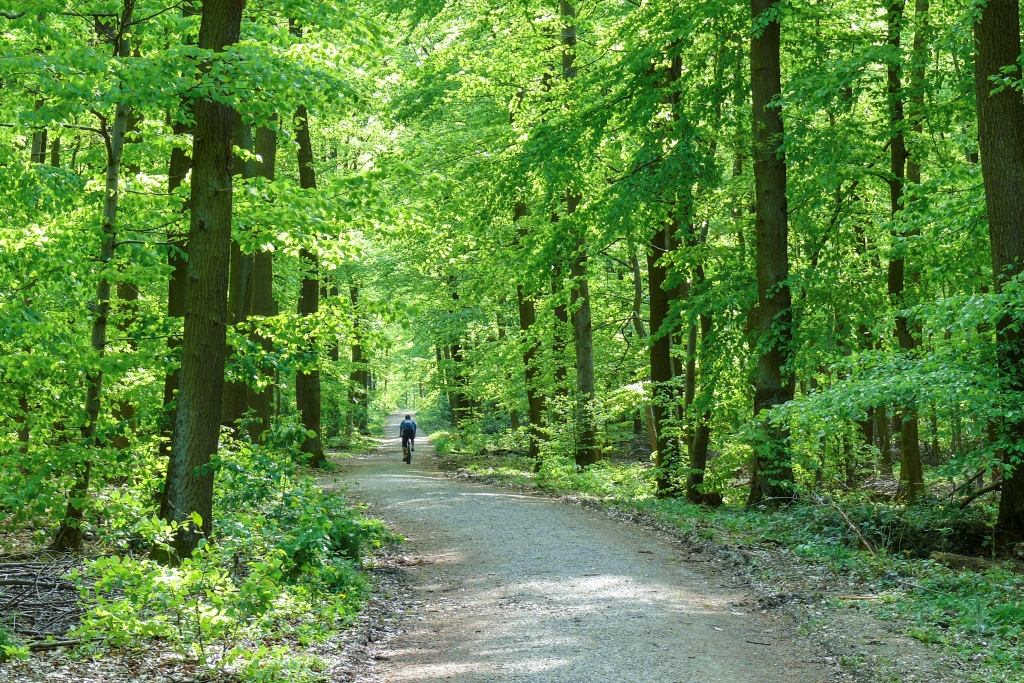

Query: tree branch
958,479,1002,509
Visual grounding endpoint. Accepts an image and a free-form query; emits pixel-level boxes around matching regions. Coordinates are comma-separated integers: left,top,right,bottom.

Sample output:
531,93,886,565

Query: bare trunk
221,115,255,429
349,286,369,434
446,281,471,427
648,220,677,492
111,280,139,450
687,310,716,504
246,125,278,444
570,227,599,466
558,1,598,466
52,3,135,552
628,242,660,453
874,402,892,475
747,0,795,506
30,100,46,164
551,267,570,399
686,226,717,505
450,344,470,425
885,0,925,502
160,0,243,560
293,102,325,467
16,394,30,452
160,118,191,460
975,0,1024,543
514,203,545,459
48,135,60,167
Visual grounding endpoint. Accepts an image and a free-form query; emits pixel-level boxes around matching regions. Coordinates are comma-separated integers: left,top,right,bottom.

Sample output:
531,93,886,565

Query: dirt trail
338,414,840,683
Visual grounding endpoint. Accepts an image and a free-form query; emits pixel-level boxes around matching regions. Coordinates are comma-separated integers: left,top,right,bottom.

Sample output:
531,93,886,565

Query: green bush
69,436,397,679
0,624,27,662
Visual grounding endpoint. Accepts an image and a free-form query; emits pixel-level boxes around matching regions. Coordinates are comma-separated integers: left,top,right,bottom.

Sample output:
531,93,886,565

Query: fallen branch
813,493,875,555
28,638,89,651
0,579,77,589
949,468,987,500
958,479,1002,509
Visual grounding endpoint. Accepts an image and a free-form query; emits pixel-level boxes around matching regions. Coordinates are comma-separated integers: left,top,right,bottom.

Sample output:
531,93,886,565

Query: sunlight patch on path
338,413,837,683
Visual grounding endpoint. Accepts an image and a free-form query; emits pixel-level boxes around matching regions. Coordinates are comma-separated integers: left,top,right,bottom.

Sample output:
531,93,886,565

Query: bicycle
399,415,417,464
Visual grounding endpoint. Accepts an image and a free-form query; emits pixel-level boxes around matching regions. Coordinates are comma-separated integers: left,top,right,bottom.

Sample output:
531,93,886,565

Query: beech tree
747,0,794,506
974,0,1024,542
160,0,245,558
7,0,1024,576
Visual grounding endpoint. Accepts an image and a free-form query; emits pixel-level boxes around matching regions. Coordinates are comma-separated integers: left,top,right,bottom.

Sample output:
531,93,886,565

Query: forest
2,0,1024,680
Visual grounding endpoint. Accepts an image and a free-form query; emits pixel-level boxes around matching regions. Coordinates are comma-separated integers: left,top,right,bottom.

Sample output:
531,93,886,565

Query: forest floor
0,422,972,683
334,414,915,683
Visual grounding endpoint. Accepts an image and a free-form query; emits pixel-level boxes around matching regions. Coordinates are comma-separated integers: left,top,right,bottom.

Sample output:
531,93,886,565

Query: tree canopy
3,0,1024,570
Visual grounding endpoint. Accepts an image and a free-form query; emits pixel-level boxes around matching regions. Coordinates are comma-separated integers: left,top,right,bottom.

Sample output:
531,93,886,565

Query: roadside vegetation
428,422,1023,683
0,428,395,681
5,0,1024,681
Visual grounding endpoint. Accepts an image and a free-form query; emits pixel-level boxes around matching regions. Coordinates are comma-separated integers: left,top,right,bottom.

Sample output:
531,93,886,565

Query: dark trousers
402,431,415,451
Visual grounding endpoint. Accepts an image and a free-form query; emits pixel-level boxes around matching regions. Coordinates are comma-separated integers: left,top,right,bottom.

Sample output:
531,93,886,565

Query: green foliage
0,624,28,663
3,0,1024,679
878,567,1024,681
65,439,395,678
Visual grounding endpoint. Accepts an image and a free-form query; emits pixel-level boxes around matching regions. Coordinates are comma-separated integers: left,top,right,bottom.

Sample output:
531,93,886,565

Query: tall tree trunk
688,308,716,504
929,405,940,464
293,102,325,467
447,281,471,426
569,203,599,467
686,225,717,505
439,345,459,425
52,2,135,552
514,202,545,459
628,240,660,453
551,265,570,399
221,115,255,429
160,0,243,560
160,122,190,460
560,0,599,466
349,285,369,434
747,0,796,506
450,343,470,425
16,394,30,452
885,0,925,502
648,220,677,491
49,134,60,167
111,280,139,451
30,99,47,164
246,125,278,444
31,129,47,163
975,0,1024,543
159,4,199,460
952,407,964,457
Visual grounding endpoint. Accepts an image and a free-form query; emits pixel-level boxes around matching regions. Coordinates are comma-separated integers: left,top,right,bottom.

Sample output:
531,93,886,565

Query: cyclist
399,414,417,464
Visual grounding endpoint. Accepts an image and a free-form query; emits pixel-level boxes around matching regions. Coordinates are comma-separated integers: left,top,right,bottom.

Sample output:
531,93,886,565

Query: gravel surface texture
340,414,842,683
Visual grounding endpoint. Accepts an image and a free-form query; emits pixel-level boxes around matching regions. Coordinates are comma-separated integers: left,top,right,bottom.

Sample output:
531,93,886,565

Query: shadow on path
337,413,837,683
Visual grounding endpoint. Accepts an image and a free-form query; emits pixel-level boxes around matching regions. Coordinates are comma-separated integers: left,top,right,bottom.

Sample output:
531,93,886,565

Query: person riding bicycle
399,415,417,464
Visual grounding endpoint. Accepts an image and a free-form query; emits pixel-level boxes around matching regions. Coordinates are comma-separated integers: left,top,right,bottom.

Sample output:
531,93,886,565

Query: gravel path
339,414,838,683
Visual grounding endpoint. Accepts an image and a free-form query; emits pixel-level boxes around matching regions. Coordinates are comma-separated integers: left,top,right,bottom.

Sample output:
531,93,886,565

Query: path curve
339,414,838,683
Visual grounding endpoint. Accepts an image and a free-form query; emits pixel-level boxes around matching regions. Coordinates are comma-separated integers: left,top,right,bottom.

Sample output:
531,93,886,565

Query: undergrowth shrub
70,434,397,680
0,623,27,662
678,496,995,558
878,565,1024,679
843,499,993,557
430,427,528,456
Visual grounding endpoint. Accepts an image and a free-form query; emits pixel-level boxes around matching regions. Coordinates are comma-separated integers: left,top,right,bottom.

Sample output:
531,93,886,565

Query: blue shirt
400,419,417,435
